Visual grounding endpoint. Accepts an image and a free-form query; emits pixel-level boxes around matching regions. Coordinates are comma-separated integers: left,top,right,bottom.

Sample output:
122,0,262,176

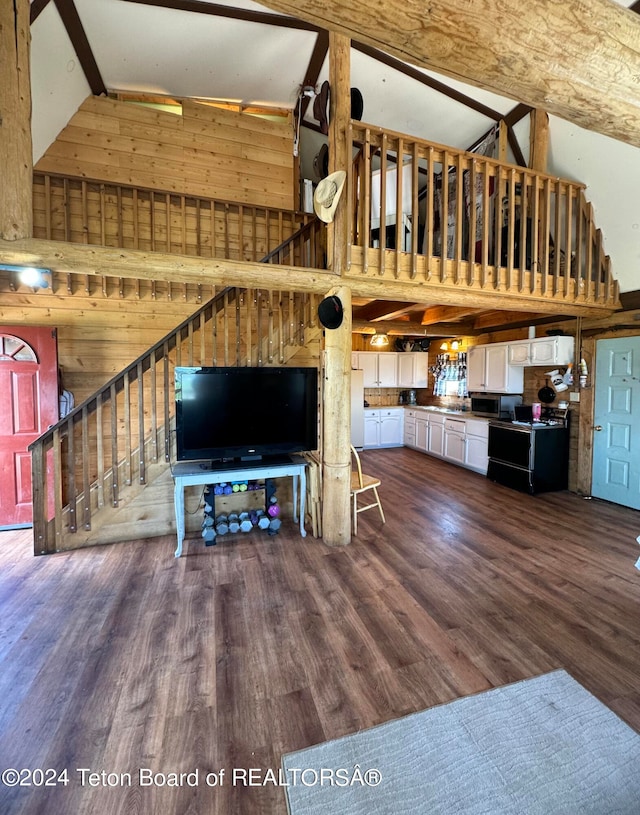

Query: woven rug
282,670,640,814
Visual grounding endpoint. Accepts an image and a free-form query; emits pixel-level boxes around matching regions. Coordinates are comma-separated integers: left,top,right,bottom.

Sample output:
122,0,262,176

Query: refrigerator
351,369,365,448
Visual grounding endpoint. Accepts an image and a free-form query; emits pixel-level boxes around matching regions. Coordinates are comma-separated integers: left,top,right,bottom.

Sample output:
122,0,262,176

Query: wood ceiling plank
259,0,640,147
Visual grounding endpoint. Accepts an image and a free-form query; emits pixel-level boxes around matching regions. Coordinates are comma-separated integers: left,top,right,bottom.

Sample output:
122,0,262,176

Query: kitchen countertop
363,405,489,420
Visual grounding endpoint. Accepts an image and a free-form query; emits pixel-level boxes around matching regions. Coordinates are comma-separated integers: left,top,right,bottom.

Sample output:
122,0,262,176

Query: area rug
282,670,640,814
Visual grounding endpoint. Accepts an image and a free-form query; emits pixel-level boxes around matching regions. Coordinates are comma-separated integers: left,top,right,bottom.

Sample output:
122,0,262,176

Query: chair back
350,444,365,488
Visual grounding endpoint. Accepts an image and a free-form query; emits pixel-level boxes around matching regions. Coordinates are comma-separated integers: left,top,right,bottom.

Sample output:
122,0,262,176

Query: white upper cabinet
397,352,429,388
508,336,574,367
468,344,524,394
353,352,405,388
377,353,399,387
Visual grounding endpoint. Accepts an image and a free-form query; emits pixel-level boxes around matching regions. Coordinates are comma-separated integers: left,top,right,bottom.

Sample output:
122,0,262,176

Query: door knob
594,425,602,431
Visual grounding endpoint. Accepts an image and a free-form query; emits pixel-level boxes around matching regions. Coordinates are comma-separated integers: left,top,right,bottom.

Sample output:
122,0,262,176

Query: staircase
30,228,324,555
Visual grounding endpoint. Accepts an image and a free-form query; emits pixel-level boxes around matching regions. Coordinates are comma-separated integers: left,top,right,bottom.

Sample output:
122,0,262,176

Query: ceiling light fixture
440,341,449,351
1,264,52,289
370,332,389,347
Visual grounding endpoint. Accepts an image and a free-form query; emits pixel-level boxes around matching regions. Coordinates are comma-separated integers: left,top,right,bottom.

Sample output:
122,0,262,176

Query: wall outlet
569,391,580,402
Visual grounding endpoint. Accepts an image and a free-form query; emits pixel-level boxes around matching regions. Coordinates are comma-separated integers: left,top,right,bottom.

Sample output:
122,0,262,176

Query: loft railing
347,122,618,308
32,172,316,263
29,229,322,556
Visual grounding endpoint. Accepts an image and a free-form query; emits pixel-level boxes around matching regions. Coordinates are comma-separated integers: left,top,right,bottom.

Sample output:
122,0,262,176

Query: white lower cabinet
415,416,429,451
404,409,488,474
443,418,466,464
427,414,444,456
404,410,417,447
364,408,404,448
463,418,489,474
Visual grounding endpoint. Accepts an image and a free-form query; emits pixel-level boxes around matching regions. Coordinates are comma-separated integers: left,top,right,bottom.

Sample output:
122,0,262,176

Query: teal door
592,337,640,509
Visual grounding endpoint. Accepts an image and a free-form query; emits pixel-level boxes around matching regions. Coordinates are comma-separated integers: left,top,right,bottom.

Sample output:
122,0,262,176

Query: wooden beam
352,319,475,337
0,239,617,318
120,0,319,31
0,238,337,292
53,0,107,96
472,311,561,331
421,305,481,324
322,32,352,548
0,0,32,240
300,31,329,121
529,110,550,172
355,300,413,321
30,0,51,23
259,0,640,147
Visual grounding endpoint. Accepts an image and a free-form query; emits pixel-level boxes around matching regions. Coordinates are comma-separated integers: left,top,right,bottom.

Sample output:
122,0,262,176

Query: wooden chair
350,445,386,534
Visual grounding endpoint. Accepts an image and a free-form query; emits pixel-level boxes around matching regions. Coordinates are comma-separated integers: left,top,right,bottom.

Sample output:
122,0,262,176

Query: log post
0,0,33,240
529,109,550,172
321,32,352,546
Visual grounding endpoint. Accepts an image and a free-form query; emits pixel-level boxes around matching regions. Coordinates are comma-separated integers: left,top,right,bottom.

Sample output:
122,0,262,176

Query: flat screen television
174,366,318,465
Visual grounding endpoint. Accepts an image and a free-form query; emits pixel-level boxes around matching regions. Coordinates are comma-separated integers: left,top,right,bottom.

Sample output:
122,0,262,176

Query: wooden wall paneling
35,96,295,212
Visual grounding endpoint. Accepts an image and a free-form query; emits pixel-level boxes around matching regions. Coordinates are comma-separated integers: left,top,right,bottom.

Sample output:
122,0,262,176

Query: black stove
487,407,570,494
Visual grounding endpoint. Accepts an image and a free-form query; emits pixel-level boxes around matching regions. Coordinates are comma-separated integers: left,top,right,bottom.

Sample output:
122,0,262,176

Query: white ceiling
30,0,640,294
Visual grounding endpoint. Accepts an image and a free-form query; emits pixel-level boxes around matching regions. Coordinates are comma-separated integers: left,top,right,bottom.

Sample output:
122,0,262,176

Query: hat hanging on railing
350,87,364,121
313,170,346,223
317,295,344,330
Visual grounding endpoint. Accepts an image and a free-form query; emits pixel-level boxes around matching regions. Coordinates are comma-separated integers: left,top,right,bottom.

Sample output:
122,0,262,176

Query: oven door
488,423,532,469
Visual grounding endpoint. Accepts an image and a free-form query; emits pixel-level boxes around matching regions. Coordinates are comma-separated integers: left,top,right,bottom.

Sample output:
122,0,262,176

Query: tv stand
171,455,307,557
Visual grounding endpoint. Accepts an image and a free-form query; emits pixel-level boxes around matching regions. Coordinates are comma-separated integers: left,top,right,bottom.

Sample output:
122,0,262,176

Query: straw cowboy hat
313,171,347,223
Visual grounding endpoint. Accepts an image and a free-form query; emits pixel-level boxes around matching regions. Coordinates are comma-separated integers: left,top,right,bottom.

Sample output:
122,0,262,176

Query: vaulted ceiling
29,0,640,336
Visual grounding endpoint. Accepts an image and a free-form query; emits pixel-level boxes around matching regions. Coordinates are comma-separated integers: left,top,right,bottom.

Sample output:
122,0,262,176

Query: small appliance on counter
469,392,522,419
398,389,417,405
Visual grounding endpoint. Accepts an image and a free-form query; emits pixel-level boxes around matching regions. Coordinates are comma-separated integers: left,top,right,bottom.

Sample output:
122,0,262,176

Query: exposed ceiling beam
53,0,106,96
300,30,329,122
472,311,562,331
421,305,483,325
120,0,319,31
351,41,502,122
259,0,640,147
354,300,415,321
353,319,475,337
30,0,51,24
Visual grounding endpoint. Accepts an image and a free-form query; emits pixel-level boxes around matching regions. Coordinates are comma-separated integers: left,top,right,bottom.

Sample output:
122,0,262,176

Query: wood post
0,0,32,240
321,32,352,546
321,285,353,546
529,109,550,173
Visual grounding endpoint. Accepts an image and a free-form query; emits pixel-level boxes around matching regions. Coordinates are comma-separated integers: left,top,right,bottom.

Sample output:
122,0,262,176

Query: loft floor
1,448,638,814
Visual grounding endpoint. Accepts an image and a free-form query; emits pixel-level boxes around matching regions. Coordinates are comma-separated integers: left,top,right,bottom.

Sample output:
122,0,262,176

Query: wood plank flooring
0,447,639,814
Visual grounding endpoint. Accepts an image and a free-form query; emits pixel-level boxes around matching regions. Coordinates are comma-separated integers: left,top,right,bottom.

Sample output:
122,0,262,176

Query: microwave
470,392,522,419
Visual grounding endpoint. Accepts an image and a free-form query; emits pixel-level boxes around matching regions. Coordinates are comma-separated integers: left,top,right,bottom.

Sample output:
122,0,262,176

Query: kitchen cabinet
397,352,429,388
354,352,398,387
364,408,404,448
427,412,445,456
467,343,523,394
508,336,574,367
404,409,417,446
463,418,489,474
415,415,429,451
404,409,488,474
443,417,466,464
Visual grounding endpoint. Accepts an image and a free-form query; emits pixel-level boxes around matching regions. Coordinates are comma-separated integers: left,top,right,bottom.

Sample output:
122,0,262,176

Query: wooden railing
29,238,322,555
33,172,317,264
348,123,618,308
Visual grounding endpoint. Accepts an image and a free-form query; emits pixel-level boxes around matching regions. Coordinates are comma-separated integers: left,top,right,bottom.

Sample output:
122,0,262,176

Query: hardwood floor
1,447,639,814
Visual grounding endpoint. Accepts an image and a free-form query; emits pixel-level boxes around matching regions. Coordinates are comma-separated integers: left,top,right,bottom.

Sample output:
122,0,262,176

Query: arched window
0,334,38,362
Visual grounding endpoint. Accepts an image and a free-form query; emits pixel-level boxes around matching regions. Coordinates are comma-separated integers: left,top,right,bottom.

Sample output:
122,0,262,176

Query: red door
0,327,59,528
